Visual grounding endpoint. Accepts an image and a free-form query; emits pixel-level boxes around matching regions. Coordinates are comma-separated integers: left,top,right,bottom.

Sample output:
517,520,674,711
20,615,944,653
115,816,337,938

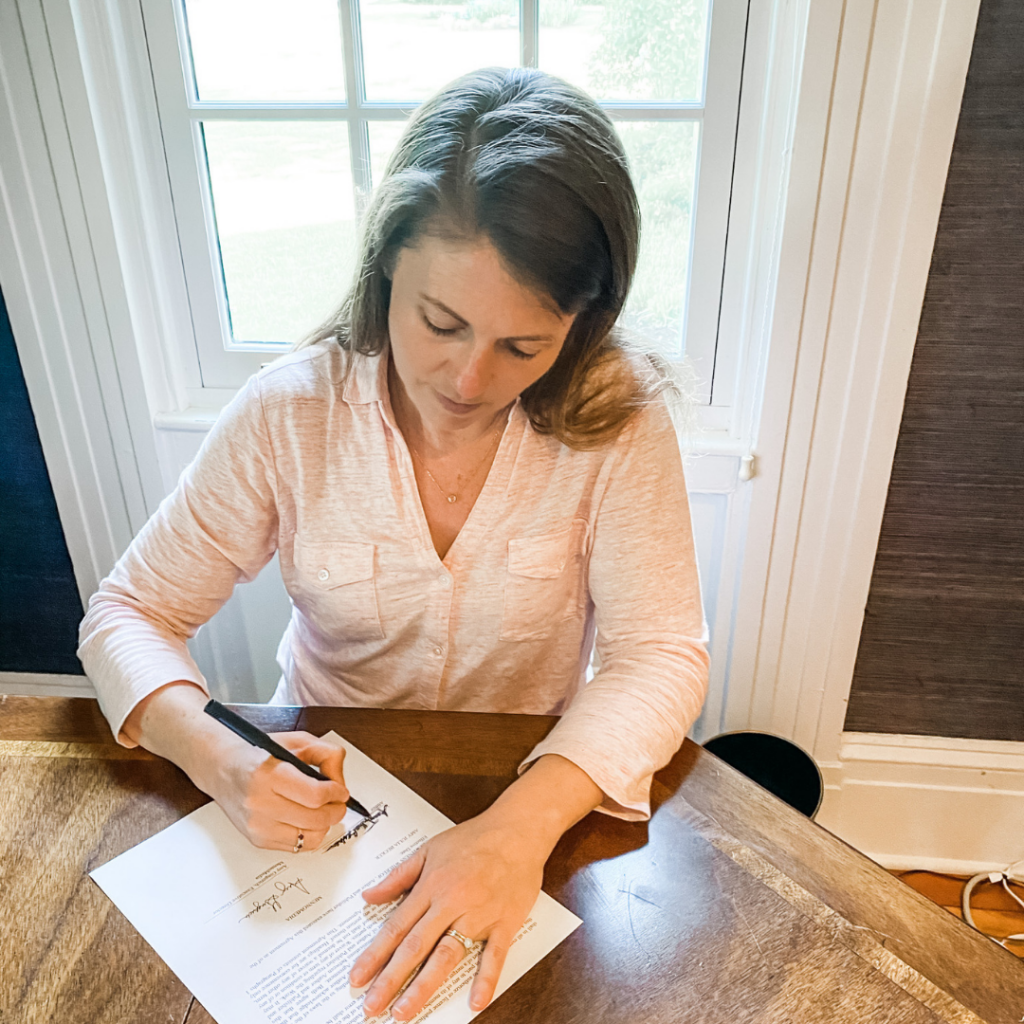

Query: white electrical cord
961,857,1024,948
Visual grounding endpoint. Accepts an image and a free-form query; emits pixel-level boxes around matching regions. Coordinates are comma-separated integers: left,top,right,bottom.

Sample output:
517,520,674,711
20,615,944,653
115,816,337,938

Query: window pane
184,0,346,102
618,121,699,358
203,122,357,343
368,121,409,188
539,0,709,103
361,0,519,102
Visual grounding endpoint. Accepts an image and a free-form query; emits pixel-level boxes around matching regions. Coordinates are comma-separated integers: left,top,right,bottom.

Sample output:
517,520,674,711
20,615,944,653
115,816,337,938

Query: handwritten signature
242,877,310,919
323,804,389,852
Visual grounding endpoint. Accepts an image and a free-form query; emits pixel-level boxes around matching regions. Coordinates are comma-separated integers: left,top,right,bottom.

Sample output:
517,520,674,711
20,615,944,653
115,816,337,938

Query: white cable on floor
961,859,1024,947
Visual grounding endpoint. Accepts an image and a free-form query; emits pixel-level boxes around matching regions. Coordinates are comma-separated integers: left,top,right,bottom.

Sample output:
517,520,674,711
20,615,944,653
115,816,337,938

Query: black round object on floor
703,731,823,818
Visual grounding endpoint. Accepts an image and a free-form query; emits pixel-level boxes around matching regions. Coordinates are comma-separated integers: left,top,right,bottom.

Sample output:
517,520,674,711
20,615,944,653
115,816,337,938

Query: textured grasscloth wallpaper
846,0,1024,741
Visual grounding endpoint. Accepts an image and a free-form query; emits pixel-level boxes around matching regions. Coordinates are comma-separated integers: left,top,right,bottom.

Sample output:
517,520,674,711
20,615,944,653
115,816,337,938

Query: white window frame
141,0,748,412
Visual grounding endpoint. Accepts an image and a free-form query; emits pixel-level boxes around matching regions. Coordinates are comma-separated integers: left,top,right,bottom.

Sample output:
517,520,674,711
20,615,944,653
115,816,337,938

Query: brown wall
843,0,1023,741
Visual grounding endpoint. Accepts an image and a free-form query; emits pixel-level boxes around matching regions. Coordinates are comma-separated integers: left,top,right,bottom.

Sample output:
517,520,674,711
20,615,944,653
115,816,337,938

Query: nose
452,343,492,402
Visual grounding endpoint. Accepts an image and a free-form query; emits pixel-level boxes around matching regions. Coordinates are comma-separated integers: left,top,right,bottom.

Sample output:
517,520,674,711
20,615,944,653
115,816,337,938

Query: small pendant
446,494,458,504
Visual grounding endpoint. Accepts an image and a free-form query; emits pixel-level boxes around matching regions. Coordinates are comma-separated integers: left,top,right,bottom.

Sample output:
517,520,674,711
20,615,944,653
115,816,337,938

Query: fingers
270,824,330,853
360,914,452,1018
268,733,350,807
263,786,347,832
272,732,348,784
469,929,511,1012
350,856,428,989
361,850,426,905
390,935,471,1021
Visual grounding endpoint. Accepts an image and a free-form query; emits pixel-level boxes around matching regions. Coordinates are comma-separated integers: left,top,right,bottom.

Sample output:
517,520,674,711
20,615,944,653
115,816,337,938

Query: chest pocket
293,539,385,643
500,522,588,642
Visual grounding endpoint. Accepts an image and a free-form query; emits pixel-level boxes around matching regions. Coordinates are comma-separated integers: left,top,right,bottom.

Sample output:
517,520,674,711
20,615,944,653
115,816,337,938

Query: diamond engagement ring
293,831,304,854
444,928,475,951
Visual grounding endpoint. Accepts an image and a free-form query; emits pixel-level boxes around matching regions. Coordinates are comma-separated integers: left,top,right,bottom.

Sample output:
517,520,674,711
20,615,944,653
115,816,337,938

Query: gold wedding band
444,928,475,951
293,831,304,854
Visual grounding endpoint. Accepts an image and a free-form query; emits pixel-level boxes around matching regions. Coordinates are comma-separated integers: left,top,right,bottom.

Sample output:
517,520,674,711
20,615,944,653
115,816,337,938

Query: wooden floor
893,871,1024,959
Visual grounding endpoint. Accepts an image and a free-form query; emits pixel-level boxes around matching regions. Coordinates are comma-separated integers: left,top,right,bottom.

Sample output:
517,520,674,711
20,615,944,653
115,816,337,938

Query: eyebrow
420,293,558,345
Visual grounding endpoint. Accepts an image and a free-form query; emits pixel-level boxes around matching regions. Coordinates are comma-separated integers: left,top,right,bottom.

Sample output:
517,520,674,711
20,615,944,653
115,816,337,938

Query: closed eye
506,344,536,360
424,316,460,336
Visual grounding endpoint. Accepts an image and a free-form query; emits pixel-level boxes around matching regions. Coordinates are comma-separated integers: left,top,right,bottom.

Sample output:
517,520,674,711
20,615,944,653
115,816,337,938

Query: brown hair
305,66,659,448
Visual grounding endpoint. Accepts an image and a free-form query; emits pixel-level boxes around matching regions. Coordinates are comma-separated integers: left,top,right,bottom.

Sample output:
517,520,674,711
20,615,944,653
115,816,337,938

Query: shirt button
433,646,444,657
317,568,330,582
439,573,451,588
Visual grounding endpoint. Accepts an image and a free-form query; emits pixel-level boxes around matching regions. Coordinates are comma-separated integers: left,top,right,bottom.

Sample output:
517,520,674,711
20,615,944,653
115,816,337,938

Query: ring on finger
443,928,477,952
293,830,304,854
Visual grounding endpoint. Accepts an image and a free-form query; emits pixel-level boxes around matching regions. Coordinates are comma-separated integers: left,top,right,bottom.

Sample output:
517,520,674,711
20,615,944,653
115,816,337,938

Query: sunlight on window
540,0,708,103
185,0,346,102
362,0,520,102
618,122,698,358
204,122,357,342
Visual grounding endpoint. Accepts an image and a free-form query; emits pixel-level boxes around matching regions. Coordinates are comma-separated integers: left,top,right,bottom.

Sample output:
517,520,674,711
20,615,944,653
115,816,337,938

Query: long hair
304,67,658,448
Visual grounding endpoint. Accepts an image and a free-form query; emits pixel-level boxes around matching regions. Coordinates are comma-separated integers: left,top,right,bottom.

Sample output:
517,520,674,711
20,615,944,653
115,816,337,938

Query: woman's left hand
349,753,604,1020
350,809,546,1020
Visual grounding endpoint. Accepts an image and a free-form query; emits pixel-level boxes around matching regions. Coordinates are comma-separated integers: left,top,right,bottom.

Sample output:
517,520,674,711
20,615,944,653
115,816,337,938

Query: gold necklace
409,427,504,504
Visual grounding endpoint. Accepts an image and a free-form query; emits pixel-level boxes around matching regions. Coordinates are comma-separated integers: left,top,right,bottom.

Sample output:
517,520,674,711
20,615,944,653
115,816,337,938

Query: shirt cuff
79,632,209,748
517,736,652,822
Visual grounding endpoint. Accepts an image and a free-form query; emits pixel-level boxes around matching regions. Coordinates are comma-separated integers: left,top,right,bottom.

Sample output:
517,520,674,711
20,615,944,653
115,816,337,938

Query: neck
388,359,508,458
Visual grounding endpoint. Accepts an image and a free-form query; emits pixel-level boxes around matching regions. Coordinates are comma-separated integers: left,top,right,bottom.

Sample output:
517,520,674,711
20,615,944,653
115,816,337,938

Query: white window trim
0,0,985,798
139,0,748,405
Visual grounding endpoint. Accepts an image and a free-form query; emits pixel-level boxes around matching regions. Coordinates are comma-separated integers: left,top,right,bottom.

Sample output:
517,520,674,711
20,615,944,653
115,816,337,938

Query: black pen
203,699,370,818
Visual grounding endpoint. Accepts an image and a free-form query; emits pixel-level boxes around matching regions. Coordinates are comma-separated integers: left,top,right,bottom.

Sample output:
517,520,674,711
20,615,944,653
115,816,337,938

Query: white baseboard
0,672,97,698
816,732,1024,874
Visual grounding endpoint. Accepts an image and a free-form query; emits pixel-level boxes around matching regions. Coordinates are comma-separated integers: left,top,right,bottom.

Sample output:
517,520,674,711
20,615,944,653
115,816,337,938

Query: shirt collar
339,345,389,405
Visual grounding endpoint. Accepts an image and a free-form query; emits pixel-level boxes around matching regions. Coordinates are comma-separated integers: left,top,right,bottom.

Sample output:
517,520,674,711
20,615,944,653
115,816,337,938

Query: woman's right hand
121,682,351,851
210,729,351,851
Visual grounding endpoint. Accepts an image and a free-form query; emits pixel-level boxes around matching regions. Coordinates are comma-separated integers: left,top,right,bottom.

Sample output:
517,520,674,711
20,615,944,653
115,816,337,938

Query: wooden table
1,696,1021,1024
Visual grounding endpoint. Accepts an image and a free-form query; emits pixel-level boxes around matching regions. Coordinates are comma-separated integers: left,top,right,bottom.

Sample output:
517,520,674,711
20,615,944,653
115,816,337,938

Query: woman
79,67,708,1020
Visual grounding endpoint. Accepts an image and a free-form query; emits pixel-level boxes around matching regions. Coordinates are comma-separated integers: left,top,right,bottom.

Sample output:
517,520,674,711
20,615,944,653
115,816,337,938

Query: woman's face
387,234,576,436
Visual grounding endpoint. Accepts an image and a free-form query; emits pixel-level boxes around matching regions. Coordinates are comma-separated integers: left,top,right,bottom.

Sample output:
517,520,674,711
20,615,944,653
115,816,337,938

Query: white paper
90,731,581,1024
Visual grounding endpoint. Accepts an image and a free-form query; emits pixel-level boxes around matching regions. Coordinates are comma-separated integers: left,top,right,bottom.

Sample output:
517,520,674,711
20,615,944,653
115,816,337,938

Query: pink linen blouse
78,342,708,818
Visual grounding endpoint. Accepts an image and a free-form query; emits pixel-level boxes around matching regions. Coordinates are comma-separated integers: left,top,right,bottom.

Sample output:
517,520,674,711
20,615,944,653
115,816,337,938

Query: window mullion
338,0,372,215
521,0,539,67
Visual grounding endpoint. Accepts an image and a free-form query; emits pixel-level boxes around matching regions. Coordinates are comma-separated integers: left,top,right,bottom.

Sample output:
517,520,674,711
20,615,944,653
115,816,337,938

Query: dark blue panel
0,284,85,673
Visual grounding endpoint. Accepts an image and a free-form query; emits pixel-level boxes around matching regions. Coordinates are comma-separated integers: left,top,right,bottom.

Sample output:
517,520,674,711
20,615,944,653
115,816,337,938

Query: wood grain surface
2,696,1021,1024
846,0,1024,740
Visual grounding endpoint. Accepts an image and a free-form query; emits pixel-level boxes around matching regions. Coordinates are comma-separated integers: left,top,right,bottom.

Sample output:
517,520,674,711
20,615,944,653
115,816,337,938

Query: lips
434,391,481,415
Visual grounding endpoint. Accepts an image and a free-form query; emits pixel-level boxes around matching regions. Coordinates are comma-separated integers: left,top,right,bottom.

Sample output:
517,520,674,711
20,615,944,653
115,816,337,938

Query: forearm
121,681,235,795
480,753,604,858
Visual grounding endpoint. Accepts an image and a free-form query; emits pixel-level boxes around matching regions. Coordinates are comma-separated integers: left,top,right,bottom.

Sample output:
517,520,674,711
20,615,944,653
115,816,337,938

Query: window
142,0,746,403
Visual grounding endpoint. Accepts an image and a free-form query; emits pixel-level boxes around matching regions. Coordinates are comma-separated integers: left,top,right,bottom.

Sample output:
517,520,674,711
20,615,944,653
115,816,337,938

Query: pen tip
348,798,371,818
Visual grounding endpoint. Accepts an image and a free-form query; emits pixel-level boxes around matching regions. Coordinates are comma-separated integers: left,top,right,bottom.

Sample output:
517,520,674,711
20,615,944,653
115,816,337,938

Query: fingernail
393,1000,410,1019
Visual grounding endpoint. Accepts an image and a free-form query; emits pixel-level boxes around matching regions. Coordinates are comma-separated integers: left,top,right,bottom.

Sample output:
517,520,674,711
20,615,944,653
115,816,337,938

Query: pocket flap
299,540,376,589
507,530,572,579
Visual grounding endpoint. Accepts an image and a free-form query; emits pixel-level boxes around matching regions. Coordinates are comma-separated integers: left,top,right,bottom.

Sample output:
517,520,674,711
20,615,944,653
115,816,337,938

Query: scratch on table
620,882,659,963
730,894,768,966
619,887,664,912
